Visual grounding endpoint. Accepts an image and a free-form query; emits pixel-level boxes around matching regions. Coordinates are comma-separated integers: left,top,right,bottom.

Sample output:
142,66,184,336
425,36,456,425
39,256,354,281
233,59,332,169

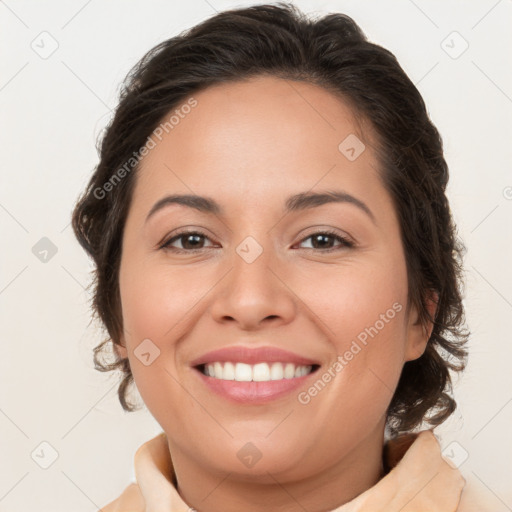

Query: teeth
252,362,270,381
235,362,252,382
203,362,314,381
270,362,284,380
284,363,295,379
214,362,223,379
223,361,235,380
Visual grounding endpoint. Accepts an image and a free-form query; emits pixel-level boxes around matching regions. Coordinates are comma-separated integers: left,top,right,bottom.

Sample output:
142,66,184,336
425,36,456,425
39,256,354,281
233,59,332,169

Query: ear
404,290,439,362
114,335,128,359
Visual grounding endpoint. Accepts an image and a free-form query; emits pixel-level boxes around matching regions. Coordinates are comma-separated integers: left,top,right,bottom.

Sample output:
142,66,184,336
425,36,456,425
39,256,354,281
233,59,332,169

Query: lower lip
194,368,317,404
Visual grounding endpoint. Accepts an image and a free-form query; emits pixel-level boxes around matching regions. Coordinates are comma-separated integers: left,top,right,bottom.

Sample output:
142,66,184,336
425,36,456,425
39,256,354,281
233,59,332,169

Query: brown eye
297,231,354,251
161,230,214,252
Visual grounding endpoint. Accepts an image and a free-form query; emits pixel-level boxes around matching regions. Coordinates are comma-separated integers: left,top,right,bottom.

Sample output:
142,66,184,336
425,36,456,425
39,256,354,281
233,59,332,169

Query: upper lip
190,346,321,367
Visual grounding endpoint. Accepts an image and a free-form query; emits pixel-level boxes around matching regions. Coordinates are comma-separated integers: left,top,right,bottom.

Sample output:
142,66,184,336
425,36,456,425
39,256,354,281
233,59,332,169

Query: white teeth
223,361,235,380
284,363,295,379
214,362,223,379
203,362,314,381
235,362,252,381
253,363,270,382
270,362,284,380
295,365,309,377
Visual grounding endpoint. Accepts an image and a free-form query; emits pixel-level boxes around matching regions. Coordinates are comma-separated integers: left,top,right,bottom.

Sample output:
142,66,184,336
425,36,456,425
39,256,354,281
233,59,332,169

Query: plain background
1,0,511,510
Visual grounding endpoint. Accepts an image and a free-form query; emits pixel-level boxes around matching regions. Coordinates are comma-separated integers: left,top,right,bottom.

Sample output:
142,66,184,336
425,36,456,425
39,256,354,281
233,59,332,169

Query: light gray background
1,0,511,510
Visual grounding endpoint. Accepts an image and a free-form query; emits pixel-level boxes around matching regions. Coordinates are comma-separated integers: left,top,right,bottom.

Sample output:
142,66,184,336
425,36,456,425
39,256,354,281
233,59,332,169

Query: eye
295,230,354,252
160,229,354,253
160,230,216,252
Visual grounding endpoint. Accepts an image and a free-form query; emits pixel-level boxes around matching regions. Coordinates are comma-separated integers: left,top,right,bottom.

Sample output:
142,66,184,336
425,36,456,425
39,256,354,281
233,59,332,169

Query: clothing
102,429,491,511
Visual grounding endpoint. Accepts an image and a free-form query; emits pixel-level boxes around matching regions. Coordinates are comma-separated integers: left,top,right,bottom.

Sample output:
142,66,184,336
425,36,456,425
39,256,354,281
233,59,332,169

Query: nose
209,240,297,331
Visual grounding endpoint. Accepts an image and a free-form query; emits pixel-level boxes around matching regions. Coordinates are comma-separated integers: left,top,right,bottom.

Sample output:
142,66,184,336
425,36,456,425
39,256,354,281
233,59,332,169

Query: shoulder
101,482,145,512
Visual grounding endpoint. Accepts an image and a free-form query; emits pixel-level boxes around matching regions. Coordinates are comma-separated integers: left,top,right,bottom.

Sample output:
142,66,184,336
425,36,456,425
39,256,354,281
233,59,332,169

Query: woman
72,3,489,510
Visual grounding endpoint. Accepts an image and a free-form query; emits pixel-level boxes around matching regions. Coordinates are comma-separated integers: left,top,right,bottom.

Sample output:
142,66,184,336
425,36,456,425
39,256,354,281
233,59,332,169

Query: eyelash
159,229,354,253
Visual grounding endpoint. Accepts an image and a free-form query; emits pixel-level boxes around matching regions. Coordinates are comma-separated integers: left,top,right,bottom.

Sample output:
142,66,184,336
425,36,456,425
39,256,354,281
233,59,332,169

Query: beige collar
128,429,465,511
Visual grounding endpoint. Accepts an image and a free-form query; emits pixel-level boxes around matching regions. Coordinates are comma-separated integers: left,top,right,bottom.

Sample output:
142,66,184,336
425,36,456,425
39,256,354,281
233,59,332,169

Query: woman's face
117,75,431,481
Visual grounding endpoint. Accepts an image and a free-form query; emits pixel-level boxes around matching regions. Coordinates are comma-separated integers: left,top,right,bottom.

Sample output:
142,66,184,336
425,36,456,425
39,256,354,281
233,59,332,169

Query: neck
168,422,386,512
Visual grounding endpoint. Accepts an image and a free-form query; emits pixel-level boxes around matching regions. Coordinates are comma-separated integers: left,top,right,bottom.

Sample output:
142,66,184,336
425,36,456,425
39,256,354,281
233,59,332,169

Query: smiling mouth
196,362,320,382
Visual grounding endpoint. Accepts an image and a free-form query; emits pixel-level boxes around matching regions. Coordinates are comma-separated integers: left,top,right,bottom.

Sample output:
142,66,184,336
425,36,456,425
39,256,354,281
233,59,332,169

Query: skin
116,75,436,512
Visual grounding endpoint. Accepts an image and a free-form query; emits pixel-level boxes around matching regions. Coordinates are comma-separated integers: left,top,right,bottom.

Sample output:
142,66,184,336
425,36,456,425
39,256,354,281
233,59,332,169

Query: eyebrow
145,190,376,225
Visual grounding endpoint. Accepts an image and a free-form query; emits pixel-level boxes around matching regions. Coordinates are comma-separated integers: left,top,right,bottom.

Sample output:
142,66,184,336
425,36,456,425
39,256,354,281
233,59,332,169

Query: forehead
132,75,386,217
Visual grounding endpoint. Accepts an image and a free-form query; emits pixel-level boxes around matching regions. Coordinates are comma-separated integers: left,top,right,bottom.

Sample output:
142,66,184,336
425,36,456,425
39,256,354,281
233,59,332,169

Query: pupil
314,234,331,248
184,234,202,249
180,234,335,250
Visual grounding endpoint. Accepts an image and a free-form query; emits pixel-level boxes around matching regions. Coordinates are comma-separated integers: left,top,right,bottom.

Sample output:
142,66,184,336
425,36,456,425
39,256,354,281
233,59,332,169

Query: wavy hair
72,2,469,436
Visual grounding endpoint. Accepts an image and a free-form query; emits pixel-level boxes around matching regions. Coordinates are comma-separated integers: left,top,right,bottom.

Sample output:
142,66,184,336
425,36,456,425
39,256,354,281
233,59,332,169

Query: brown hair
72,2,469,436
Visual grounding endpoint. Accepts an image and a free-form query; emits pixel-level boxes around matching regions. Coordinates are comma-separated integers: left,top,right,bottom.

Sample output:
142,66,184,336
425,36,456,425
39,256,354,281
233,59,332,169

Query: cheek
311,258,407,351
303,257,408,407
288,266,408,472
118,259,214,407
118,262,197,427
120,260,202,344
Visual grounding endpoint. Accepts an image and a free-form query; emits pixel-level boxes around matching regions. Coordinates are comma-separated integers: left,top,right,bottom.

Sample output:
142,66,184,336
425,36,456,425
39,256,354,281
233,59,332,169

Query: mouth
190,345,322,403
196,361,320,381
